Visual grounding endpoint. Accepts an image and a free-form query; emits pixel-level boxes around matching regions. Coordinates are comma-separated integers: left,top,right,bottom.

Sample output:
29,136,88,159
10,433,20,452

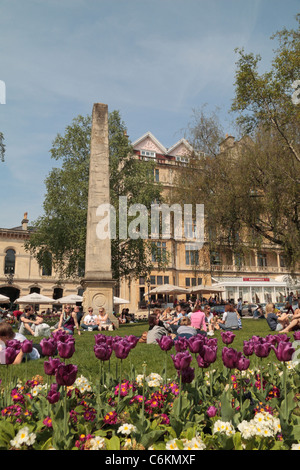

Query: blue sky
0,0,299,228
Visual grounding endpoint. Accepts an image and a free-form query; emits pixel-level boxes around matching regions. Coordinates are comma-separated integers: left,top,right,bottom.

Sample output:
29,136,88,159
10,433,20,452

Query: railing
210,265,291,273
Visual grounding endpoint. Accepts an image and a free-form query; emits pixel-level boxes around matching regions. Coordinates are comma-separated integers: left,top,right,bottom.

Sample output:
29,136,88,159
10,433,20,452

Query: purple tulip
271,341,295,362
179,366,195,384
236,355,250,371
156,335,174,351
40,337,57,357
188,335,204,354
174,336,188,352
196,354,211,369
126,335,139,349
207,406,217,418
94,334,107,345
201,345,217,364
171,351,193,370
47,383,60,404
221,331,236,345
253,342,271,358
94,344,112,361
52,330,73,342
113,339,131,360
222,347,241,369
57,340,75,359
55,363,78,387
243,340,254,357
44,357,62,376
5,347,18,365
293,331,300,341
6,339,22,351
21,339,33,354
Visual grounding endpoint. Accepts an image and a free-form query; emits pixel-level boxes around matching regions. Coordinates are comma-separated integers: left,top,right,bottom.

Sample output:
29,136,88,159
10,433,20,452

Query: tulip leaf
106,435,120,450
140,430,166,449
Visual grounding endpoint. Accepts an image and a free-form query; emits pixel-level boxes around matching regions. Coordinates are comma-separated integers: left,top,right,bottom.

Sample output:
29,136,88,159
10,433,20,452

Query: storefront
212,277,288,303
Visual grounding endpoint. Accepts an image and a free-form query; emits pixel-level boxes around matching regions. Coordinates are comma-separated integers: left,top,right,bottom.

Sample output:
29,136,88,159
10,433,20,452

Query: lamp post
147,278,151,318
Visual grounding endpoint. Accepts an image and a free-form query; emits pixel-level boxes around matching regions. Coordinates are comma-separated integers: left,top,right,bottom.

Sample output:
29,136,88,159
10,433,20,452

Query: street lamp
147,278,151,318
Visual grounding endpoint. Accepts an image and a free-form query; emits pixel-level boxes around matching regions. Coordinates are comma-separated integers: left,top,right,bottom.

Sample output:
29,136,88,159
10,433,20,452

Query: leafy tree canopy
25,111,164,282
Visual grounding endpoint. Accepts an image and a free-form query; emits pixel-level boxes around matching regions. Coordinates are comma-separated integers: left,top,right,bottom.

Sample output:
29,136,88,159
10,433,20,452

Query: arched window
4,249,15,274
30,287,40,294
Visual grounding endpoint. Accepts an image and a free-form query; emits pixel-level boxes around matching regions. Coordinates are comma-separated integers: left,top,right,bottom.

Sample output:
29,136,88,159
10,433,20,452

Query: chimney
22,212,29,231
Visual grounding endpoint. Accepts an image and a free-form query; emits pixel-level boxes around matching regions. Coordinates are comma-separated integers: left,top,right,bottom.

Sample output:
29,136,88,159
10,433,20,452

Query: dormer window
175,155,189,163
141,150,156,158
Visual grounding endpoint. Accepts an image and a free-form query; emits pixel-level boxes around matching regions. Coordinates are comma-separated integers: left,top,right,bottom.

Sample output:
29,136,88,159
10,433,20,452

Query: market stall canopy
145,284,190,295
56,294,83,304
0,294,10,303
113,296,130,305
15,293,56,304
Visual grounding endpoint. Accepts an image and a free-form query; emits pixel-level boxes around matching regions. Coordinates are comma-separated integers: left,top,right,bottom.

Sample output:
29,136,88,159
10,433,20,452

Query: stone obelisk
82,103,117,327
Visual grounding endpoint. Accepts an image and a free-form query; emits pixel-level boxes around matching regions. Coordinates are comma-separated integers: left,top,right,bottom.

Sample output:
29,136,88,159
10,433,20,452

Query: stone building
0,213,82,311
0,132,298,313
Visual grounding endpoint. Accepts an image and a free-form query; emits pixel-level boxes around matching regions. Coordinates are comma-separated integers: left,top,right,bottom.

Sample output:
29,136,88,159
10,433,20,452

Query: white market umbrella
56,294,83,304
145,284,190,296
16,293,56,304
0,294,10,303
189,285,225,294
113,296,130,305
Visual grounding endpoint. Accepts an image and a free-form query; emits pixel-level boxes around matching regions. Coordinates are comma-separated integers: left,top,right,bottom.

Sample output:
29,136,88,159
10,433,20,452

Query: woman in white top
98,308,111,331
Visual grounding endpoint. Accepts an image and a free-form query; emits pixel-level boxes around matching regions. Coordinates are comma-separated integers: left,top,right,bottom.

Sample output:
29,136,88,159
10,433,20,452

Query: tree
25,111,165,282
173,17,300,272
231,14,300,165
0,132,5,162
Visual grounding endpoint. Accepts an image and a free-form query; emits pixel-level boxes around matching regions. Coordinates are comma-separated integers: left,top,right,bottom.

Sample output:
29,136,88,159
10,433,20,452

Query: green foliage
25,111,164,282
174,17,300,271
0,132,5,162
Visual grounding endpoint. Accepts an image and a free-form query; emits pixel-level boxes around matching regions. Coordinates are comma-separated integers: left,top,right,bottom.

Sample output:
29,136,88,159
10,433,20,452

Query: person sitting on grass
0,322,42,364
265,303,290,332
278,301,300,334
216,304,240,331
175,316,198,340
53,304,81,336
81,307,100,331
146,313,171,344
19,304,44,336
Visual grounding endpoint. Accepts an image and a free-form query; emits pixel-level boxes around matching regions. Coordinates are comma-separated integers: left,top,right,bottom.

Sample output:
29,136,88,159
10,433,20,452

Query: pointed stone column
81,103,117,327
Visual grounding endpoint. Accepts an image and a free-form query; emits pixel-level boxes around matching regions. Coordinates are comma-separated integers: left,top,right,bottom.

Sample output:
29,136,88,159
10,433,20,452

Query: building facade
0,213,82,311
1,133,298,313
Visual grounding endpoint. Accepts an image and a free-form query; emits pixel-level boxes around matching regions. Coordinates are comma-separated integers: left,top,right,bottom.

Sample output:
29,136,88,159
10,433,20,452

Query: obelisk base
82,279,118,328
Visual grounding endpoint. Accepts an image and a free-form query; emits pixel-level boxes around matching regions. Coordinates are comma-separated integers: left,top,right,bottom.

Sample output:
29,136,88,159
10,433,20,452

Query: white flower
31,384,47,396
291,442,300,450
10,427,36,449
238,411,281,440
89,436,106,450
213,420,235,436
165,439,180,450
183,436,206,450
146,373,163,387
73,375,93,393
117,423,137,436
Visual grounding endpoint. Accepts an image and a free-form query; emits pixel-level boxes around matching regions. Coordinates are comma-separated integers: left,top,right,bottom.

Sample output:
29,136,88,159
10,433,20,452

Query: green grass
3,319,294,385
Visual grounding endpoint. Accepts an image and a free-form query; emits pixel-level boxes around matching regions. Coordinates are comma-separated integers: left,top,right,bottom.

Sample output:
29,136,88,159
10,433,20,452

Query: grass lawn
4,318,294,385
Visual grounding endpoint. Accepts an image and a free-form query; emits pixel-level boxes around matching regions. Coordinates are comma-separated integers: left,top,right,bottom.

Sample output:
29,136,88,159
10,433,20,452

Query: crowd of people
1,294,300,360
144,297,300,344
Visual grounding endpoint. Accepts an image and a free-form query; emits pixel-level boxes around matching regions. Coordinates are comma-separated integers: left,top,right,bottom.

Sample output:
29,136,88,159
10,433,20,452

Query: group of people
145,301,242,344
0,302,115,365
265,301,300,333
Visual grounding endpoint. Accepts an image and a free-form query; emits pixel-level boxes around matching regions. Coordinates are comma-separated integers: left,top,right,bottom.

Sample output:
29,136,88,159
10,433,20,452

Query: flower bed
1,329,300,450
